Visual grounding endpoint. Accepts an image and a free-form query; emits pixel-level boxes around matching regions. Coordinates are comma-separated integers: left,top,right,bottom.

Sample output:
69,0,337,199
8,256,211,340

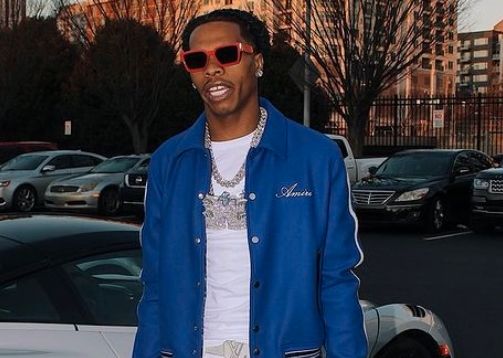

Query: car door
446,151,477,222
0,269,117,358
35,155,75,190
61,249,142,358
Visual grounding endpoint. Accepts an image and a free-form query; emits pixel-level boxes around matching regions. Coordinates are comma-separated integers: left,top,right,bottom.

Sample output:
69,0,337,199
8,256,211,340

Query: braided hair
181,9,271,56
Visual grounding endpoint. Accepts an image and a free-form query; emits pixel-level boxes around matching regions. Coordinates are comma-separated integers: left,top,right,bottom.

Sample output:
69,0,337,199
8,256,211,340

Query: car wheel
99,188,121,216
425,198,446,233
13,186,37,212
377,336,435,358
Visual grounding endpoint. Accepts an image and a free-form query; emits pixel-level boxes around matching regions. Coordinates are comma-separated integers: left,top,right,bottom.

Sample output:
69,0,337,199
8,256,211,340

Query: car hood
353,175,441,191
0,170,36,180
52,172,124,186
476,168,503,179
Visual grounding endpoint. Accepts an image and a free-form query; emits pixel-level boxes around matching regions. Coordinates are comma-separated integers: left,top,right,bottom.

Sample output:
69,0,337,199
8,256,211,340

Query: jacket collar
174,97,287,159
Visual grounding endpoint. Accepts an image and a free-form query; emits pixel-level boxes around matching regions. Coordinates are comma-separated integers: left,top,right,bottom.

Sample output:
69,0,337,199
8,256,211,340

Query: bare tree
57,0,201,50
272,0,470,156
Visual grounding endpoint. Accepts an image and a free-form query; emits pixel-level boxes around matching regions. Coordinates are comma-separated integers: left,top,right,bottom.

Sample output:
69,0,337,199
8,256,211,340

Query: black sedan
352,149,493,233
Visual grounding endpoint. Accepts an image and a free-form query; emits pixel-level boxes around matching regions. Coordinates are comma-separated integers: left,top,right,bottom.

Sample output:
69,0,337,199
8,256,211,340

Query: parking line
423,231,473,241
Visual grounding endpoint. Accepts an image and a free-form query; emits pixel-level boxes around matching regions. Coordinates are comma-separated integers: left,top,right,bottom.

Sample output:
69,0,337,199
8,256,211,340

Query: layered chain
204,107,267,188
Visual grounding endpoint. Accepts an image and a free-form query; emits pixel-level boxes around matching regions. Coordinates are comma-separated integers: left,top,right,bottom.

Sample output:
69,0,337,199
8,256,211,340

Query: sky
463,0,503,32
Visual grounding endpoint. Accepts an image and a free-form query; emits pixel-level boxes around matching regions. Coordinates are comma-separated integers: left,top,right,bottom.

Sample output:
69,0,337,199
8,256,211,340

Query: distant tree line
0,15,331,157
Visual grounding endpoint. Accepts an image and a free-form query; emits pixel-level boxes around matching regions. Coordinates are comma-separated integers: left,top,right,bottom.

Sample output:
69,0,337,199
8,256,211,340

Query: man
133,9,367,358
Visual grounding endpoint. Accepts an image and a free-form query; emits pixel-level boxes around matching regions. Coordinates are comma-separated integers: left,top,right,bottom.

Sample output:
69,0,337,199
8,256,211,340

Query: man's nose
205,54,224,77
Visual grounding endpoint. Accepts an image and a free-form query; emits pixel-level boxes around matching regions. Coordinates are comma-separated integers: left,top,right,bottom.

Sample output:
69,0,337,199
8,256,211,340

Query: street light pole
303,0,312,127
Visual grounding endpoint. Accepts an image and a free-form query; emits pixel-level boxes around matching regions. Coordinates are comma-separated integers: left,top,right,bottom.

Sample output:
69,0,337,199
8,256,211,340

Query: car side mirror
41,165,56,173
368,166,378,176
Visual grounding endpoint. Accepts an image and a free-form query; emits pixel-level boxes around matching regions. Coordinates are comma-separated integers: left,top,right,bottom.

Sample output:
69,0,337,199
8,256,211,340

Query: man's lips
204,81,233,101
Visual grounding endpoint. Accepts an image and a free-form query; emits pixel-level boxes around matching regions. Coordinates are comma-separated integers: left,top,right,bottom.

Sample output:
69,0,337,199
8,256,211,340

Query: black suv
471,167,503,232
120,159,149,214
352,149,493,233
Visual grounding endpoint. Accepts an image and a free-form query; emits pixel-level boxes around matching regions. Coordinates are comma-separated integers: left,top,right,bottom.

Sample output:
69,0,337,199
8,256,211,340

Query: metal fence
326,94,503,156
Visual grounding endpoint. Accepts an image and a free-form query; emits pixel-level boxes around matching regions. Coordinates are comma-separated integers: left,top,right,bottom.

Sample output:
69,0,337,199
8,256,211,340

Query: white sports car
0,214,453,358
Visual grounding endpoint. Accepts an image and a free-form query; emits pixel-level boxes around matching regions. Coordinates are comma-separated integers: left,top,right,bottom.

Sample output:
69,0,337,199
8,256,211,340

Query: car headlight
0,180,10,188
78,183,98,192
473,178,490,190
395,188,430,202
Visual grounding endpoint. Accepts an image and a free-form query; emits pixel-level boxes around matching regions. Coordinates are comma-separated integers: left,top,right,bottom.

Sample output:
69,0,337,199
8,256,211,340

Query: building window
472,62,488,70
421,58,432,69
448,45,454,54
477,86,487,93
473,74,488,82
448,61,454,70
474,37,489,46
473,50,489,58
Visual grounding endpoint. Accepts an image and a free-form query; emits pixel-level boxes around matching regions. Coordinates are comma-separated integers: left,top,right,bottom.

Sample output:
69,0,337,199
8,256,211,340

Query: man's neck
206,104,260,142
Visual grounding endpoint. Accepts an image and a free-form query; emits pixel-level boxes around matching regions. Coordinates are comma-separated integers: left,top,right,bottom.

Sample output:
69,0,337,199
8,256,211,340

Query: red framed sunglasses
180,42,254,73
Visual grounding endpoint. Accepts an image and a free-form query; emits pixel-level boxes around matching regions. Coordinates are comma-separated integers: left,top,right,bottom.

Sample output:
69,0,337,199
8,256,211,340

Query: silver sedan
0,150,105,212
45,155,150,215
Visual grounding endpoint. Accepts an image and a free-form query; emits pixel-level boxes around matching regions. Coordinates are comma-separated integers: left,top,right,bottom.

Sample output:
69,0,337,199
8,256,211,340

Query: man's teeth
208,85,230,97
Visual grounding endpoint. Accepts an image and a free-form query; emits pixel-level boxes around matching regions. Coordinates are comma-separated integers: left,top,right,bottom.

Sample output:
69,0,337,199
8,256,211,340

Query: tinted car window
376,152,452,178
333,139,349,158
0,155,48,171
0,273,60,323
452,152,472,174
62,249,142,326
72,155,98,168
47,155,72,170
91,157,140,174
468,152,492,172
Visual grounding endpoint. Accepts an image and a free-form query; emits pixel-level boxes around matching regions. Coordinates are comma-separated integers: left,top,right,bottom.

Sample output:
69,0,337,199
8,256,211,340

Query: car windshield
90,157,140,173
376,152,452,178
0,155,48,171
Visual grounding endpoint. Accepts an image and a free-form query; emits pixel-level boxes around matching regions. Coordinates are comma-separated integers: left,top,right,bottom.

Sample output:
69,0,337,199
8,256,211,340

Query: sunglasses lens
215,45,239,65
184,52,207,70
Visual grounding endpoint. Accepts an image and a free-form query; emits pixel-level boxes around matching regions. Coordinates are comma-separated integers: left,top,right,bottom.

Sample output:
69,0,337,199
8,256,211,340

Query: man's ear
254,53,264,74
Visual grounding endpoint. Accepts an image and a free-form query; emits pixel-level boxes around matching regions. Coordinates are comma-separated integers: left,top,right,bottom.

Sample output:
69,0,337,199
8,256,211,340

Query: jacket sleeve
321,153,368,358
133,155,163,358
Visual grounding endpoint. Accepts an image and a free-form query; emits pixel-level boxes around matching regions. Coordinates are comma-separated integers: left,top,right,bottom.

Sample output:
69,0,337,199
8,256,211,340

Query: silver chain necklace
204,107,267,189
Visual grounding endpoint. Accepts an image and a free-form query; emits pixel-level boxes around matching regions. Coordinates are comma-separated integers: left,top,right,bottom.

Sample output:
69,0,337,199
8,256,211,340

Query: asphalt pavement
356,226,503,358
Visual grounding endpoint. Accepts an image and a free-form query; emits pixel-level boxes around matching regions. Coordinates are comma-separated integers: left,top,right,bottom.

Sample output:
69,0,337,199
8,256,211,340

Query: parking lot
356,226,503,358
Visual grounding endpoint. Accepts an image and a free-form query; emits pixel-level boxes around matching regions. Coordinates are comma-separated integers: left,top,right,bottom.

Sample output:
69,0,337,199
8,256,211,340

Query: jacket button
198,193,204,200
253,281,260,288
193,325,198,331
253,348,260,355
249,192,256,200
252,325,260,332
194,237,201,244
251,236,260,244
196,281,201,287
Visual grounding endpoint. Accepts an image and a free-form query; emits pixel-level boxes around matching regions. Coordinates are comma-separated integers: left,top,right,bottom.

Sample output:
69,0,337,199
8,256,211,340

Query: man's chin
205,100,236,117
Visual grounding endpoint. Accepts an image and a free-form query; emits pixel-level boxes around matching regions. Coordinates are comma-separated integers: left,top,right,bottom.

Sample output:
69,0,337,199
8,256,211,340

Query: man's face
188,21,263,118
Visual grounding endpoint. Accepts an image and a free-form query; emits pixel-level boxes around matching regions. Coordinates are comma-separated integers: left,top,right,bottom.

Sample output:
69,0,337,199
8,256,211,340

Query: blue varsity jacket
133,98,368,358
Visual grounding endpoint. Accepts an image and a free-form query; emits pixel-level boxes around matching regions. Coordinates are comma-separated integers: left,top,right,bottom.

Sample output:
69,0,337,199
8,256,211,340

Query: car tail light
438,344,451,357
